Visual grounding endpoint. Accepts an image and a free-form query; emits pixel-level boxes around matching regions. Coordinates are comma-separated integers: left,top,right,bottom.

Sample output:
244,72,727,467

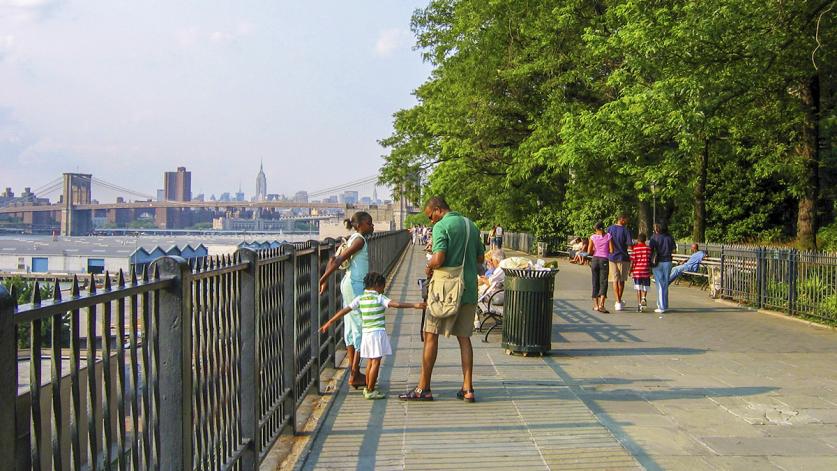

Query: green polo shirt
432,211,485,304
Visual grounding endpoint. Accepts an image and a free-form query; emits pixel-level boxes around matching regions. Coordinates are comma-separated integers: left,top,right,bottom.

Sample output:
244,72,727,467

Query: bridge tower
60,173,93,236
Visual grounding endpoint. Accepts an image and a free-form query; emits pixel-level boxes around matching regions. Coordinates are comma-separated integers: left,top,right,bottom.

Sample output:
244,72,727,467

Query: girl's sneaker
363,388,385,400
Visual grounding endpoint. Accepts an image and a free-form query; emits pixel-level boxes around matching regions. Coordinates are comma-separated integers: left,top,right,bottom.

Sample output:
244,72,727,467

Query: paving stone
293,247,837,470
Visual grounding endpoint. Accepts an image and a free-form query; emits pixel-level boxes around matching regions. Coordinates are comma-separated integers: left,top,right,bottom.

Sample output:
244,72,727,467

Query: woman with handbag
587,222,614,313
649,223,676,313
319,211,374,389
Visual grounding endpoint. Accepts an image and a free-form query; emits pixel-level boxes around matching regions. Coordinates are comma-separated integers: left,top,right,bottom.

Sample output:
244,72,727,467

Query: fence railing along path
0,230,410,470
505,231,837,322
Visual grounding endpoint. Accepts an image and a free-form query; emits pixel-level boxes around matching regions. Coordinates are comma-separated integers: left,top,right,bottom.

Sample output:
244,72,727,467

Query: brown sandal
456,389,476,403
398,387,434,401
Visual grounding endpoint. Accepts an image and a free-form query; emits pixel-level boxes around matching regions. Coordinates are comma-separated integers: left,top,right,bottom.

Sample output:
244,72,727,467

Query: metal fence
713,245,837,321
0,230,410,470
501,232,536,254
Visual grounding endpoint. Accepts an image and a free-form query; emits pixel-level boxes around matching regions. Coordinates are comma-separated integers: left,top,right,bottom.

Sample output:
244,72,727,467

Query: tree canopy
379,0,836,250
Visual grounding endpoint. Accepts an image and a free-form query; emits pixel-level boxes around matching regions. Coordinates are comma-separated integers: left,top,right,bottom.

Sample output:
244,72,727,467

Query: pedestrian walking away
587,222,613,314
400,196,485,403
649,223,676,313
608,214,633,311
630,233,652,312
319,211,374,389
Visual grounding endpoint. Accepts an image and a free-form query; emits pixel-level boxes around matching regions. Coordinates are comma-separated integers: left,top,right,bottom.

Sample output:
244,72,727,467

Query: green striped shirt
349,290,391,333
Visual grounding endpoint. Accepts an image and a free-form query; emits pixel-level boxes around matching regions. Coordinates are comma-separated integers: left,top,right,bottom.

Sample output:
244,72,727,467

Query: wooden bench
671,254,722,296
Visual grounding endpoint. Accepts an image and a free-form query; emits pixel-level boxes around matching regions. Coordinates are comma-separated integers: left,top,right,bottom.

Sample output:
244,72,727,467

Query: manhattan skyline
0,1,430,199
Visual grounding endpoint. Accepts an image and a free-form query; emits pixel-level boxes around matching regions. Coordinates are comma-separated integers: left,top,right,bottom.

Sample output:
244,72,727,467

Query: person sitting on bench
669,244,705,282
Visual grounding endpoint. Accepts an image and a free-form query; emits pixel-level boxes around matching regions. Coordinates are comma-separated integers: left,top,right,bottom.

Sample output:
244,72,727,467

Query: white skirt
360,330,392,359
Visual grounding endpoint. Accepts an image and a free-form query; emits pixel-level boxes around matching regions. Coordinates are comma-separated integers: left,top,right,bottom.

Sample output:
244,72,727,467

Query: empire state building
255,161,267,201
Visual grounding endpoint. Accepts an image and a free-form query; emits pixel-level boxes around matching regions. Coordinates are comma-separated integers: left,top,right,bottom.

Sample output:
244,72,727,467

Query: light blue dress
340,232,368,349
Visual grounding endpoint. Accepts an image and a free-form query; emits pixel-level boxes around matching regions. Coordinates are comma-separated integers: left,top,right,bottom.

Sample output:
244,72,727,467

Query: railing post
235,248,259,470
280,244,297,435
322,239,337,369
0,285,16,468
788,249,798,315
151,256,193,471
310,241,322,395
756,247,765,309
719,246,726,298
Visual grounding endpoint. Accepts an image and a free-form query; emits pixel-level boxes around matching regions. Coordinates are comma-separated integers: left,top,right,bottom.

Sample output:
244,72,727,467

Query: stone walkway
295,246,837,470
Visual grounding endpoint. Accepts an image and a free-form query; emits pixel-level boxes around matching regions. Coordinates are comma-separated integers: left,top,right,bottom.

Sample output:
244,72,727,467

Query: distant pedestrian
608,214,633,311
494,224,503,249
320,272,425,399
587,222,613,313
630,233,652,312
319,211,374,389
489,225,497,250
649,223,676,313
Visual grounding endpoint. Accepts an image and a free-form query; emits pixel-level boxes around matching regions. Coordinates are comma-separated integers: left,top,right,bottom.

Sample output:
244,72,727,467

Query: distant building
219,192,231,202
158,167,192,229
360,196,372,205
156,189,164,202
324,195,339,204
255,161,267,201
163,167,191,202
0,187,50,207
267,193,285,201
340,191,358,205
193,193,205,202
293,191,308,203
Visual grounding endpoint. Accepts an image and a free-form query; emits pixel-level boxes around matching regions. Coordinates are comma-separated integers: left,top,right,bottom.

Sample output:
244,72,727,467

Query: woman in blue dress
319,211,373,389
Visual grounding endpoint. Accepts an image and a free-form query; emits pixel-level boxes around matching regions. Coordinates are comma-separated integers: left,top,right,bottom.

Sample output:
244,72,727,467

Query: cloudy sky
0,0,430,201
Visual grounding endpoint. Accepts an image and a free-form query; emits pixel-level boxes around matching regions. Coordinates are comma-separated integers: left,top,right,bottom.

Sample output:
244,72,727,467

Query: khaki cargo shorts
424,303,477,338
608,260,631,283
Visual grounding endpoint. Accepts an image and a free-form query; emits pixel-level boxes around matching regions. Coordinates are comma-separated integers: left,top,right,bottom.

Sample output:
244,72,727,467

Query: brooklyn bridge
0,173,405,236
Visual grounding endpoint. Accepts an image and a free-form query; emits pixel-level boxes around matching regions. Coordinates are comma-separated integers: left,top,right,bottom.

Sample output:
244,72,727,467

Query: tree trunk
637,200,653,238
796,75,820,251
692,138,709,243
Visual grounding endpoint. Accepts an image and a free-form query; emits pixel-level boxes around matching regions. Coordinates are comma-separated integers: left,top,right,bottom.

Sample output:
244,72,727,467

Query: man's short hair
424,196,450,211
637,233,647,242
618,213,629,221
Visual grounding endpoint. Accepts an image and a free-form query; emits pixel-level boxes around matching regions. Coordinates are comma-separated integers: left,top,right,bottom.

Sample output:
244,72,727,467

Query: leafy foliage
380,0,836,247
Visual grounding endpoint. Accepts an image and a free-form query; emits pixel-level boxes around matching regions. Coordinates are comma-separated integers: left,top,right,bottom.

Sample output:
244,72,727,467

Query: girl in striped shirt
320,272,426,399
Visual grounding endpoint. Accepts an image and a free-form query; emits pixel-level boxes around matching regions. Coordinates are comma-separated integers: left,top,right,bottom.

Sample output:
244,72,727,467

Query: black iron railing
0,230,410,470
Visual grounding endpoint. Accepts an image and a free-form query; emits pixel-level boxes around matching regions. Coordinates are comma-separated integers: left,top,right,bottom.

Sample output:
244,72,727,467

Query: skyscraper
163,167,191,202
255,160,267,201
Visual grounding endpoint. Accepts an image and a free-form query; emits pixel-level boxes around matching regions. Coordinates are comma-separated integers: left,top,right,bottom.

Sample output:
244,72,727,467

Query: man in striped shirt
630,234,652,312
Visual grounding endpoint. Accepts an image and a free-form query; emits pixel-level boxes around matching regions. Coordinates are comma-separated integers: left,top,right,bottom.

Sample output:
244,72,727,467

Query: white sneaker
654,308,665,313
615,302,623,311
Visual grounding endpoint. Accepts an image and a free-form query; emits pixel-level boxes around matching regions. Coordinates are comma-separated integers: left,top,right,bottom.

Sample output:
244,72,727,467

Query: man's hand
319,323,330,334
425,265,434,277
319,280,328,295
416,302,427,310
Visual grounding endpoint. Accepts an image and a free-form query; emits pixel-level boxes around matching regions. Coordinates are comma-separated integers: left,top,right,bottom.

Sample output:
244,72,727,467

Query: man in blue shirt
669,244,705,282
607,214,633,311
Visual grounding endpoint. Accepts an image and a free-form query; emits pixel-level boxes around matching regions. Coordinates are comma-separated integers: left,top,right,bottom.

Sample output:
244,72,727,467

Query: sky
0,0,431,202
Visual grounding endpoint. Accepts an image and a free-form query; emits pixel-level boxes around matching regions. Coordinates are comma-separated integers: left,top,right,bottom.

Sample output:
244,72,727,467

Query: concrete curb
713,297,837,331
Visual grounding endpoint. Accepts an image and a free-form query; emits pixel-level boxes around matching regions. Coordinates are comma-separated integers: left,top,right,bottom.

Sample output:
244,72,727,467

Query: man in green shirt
399,197,485,403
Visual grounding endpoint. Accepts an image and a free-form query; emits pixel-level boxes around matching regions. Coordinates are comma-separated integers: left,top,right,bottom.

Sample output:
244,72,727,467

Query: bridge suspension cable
91,177,155,200
308,175,383,198
32,177,63,195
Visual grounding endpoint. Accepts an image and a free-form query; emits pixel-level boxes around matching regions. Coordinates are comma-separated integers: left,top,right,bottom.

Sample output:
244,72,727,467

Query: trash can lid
501,268,559,278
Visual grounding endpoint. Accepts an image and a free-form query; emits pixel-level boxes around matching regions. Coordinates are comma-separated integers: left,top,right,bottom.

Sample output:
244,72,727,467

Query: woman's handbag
427,217,471,319
336,233,364,270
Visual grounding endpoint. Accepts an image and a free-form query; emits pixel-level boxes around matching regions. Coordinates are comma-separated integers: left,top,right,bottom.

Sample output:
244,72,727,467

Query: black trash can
501,268,559,356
